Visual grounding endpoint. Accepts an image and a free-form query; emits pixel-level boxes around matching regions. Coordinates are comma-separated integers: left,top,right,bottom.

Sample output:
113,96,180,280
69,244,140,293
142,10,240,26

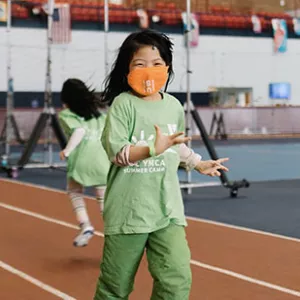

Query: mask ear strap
164,75,170,93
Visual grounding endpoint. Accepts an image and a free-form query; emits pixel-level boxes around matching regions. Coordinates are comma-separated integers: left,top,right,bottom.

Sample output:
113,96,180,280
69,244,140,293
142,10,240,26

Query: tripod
17,106,66,165
187,101,250,198
209,111,228,140
0,0,24,168
181,0,249,197
2,106,67,178
0,111,25,148
2,0,66,178
0,103,25,175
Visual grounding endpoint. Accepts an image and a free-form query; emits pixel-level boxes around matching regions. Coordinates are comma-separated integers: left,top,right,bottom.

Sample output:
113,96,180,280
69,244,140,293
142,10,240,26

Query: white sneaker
73,225,94,247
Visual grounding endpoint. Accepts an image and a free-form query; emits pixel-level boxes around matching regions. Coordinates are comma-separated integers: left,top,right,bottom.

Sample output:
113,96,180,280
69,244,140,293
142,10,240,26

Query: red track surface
1,179,300,300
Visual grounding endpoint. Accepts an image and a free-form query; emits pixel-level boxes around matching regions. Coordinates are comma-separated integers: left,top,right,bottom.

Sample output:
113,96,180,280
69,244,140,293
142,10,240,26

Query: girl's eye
155,63,163,66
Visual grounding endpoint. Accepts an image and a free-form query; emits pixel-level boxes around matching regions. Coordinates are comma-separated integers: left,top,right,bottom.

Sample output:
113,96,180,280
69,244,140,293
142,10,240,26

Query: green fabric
59,109,110,186
101,92,187,235
94,224,192,300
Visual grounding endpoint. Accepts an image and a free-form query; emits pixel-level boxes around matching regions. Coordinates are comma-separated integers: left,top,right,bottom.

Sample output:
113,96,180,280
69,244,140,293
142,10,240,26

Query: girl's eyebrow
131,58,146,63
131,57,163,63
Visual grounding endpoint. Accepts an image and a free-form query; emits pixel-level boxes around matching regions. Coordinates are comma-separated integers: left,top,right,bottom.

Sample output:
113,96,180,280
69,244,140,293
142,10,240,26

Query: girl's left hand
59,151,66,161
196,158,229,177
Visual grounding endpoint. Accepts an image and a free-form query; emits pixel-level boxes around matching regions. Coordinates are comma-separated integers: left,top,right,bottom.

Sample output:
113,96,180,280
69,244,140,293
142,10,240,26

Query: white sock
69,192,90,227
95,187,106,214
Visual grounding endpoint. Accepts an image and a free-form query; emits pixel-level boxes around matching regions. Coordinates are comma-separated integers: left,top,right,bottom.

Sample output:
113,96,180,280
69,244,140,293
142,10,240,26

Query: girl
94,30,228,299
59,78,110,247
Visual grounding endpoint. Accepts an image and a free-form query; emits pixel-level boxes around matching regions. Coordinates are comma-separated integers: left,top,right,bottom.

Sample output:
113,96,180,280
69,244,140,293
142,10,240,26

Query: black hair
101,29,174,105
61,78,101,120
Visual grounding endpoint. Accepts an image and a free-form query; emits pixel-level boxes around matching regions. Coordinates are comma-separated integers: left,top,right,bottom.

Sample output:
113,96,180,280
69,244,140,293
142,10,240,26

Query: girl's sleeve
58,110,83,137
177,105,202,171
179,144,202,171
101,98,132,163
178,105,186,133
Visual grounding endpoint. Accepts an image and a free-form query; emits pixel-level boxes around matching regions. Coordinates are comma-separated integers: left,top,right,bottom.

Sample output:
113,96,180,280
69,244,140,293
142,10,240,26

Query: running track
1,178,300,299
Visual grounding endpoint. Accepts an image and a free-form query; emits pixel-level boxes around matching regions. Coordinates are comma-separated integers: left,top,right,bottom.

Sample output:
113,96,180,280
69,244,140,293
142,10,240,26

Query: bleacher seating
5,0,298,33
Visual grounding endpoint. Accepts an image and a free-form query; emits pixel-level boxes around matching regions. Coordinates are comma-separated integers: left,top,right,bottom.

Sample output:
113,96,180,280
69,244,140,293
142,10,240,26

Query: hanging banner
293,18,300,35
251,15,261,33
137,9,149,29
181,12,199,48
42,3,71,44
51,4,71,44
109,0,123,4
272,19,287,53
0,1,7,22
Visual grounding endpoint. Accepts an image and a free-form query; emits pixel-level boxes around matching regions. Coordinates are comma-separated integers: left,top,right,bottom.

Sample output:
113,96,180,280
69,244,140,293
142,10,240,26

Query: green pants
94,224,192,300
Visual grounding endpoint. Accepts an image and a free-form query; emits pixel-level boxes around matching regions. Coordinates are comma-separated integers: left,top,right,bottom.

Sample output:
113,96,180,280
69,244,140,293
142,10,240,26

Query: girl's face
129,45,166,71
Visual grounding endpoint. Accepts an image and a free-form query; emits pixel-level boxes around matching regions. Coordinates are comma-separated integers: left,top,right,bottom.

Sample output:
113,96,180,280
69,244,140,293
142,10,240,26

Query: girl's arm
59,110,85,160
102,97,190,167
113,144,147,166
114,145,150,166
114,125,190,166
179,143,229,176
61,127,86,157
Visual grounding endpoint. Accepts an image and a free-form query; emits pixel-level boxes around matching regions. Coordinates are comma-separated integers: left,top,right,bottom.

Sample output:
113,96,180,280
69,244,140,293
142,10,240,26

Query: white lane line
1,202,300,298
0,177,221,191
0,202,104,237
186,216,300,244
1,178,300,244
191,260,300,297
0,178,68,195
0,260,77,300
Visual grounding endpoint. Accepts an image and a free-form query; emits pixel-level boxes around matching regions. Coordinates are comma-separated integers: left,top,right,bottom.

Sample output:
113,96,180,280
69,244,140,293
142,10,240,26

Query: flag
251,15,261,33
137,9,149,29
272,19,287,53
43,3,71,44
293,18,300,35
181,12,199,48
0,1,7,22
51,3,71,44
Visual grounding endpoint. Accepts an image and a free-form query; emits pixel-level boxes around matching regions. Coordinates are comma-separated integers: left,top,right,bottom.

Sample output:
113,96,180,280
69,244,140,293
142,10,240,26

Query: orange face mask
127,66,169,96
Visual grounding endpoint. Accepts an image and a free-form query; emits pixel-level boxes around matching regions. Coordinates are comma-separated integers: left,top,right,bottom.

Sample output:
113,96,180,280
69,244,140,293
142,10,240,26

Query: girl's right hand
154,125,191,156
59,151,66,161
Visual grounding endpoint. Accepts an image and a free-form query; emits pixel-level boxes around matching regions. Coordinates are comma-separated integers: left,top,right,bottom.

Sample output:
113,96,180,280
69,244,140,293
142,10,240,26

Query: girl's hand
59,151,66,161
154,125,191,156
196,158,229,177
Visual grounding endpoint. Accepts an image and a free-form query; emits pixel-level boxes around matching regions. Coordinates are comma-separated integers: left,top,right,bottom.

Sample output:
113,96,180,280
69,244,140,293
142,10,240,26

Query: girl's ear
63,103,68,109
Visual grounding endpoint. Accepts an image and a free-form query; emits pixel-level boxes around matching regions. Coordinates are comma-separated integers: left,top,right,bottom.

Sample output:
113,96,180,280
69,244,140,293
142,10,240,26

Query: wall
1,107,299,141
1,27,300,105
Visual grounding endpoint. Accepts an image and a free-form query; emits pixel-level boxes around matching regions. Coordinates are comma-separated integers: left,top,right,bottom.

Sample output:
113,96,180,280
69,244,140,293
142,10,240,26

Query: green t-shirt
101,92,187,235
59,109,110,187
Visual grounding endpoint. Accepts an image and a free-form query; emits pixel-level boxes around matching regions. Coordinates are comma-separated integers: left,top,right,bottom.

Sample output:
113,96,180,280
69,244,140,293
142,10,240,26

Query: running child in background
59,78,110,247
93,29,229,300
